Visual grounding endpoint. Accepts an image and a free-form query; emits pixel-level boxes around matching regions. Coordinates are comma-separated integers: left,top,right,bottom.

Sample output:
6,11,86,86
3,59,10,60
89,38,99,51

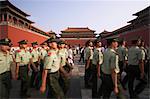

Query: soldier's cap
0,38,12,46
106,36,120,43
46,38,60,43
31,42,38,45
58,40,66,45
18,40,28,44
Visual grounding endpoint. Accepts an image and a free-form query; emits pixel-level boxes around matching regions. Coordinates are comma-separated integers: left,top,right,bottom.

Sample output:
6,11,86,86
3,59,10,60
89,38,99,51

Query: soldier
116,38,128,89
100,37,125,99
127,37,145,98
84,40,93,88
30,42,40,89
39,42,48,76
15,40,35,97
58,40,72,95
40,38,64,99
91,39,103,98
0,38,13,99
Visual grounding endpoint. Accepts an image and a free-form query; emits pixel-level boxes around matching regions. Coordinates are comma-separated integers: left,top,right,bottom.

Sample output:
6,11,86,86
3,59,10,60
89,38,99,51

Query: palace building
0,0,55,46
99,6,150,46
60,27,96,46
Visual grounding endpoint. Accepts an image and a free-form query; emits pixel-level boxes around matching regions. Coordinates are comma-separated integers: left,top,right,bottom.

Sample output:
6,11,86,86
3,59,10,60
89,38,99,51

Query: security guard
40,38,64,99
91,39,103,98
127,37,145,98
30,42,40,88
101,37,125,99
58,40,71,95
15,40,33,98
84,40,93,88
0,38,13,99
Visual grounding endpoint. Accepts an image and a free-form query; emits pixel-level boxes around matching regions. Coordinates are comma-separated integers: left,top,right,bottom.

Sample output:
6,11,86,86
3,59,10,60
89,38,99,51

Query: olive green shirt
0,51,13,74
15,49,32,66
44,49,60,73
128,46,143,65
30,48,40,62
58,49,67,67
117,46,127,61
40,48,47,60
84,46,93,60
92,48,103,65
101,48,119,74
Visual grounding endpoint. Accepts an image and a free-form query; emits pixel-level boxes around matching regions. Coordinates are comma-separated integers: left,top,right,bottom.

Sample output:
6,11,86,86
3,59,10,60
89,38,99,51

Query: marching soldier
117,38,128,89
15,40,35,98
100,37,125,99
91,39,103,98
39,42,48,76
0,38,13,99
30,42,40,89
40,38,64,99
127,38,145,98
84,40,93,88
58,40,72,95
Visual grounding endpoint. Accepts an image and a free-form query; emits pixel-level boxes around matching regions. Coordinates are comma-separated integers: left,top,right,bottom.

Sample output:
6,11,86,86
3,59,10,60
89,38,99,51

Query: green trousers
0,71,11,99
47,71,64,99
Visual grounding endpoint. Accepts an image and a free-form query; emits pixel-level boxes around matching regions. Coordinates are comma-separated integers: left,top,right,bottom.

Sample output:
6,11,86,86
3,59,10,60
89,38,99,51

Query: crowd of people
0,36,149,99
82,36,149,99
0,37,74,98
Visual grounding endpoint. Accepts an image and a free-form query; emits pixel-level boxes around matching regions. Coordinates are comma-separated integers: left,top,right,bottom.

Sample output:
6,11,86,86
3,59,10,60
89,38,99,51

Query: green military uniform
44,38,64,98
117,45,127,74
39,45,47,75
0,38,13,99
30,42,40,88
84,46,93,88
15,40,32,97
101,48,121,98
127,44,145,98
101,37,125,99
58,42,70,95
92,47,103,98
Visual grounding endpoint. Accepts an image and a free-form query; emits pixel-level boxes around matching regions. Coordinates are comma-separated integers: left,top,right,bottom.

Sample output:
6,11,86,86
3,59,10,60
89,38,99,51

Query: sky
10,0,149,35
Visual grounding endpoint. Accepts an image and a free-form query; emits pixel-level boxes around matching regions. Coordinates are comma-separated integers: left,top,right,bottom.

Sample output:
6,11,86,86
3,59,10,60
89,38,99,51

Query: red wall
120,27,149,46
0,25,8,39
7,26,48,46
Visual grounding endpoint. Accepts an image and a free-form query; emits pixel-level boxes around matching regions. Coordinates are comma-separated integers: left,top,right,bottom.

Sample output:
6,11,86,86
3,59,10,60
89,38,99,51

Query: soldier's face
89,42,93,47
60,44,65,48
97,42,102,47
0,45,10,52
20,44,27,48
112,42,118,49
51,42,58,49
33,45,38,48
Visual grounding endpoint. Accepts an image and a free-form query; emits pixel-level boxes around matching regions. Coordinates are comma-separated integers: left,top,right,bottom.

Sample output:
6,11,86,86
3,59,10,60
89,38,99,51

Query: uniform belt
19,64,28,67
0,71,10,76
48,71,58,74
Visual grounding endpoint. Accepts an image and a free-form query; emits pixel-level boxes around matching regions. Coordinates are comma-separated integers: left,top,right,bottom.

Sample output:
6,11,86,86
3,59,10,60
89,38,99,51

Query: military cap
58,40,66,45
0,38,12,46
31,42,38,45
18,40,28,44
106,36,120,43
